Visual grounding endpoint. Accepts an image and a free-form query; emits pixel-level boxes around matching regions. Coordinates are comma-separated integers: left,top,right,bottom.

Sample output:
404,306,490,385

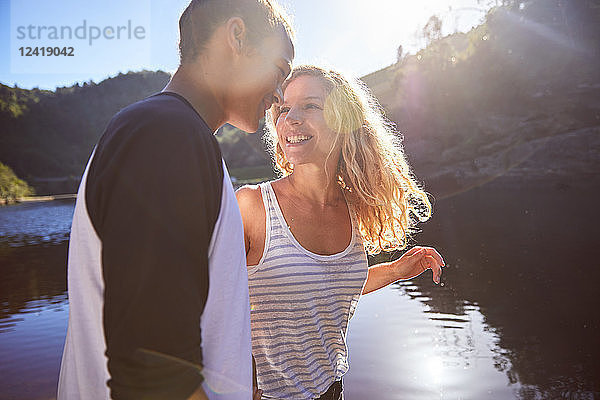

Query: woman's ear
226,17,247,55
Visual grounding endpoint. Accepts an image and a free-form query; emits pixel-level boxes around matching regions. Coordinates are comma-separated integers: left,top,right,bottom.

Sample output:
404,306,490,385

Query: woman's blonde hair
265,65,432,254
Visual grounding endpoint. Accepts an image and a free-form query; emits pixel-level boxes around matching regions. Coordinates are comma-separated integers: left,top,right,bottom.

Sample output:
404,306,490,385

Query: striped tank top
248,182,368,399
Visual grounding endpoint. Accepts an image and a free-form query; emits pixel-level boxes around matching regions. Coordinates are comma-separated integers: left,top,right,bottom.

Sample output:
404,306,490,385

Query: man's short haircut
178,0,294,64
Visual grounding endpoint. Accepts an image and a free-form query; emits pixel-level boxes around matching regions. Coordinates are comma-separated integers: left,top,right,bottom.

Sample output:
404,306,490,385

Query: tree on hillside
423,15,443,45
0,161,34,204
396,44,404,63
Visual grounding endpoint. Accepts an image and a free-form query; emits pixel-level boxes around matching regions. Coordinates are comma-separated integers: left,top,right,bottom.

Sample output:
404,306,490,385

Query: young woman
236,65,445,400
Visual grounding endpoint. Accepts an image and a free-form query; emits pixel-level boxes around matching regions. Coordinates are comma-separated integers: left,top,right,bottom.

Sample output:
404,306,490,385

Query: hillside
0,0,598,196
0,71,272,194
0,71,171,193
363,0,600,196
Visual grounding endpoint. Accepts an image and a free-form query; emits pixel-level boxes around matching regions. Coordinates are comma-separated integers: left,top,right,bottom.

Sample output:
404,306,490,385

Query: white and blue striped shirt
248,182,368,399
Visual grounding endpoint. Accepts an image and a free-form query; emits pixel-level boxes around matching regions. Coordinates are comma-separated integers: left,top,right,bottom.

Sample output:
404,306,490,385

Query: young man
57,1,294,399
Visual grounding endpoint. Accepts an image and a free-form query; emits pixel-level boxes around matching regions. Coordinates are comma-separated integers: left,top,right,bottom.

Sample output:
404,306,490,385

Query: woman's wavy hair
265,65,432,254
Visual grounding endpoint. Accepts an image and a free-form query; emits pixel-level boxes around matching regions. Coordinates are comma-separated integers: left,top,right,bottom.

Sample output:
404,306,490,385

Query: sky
0,0,492,90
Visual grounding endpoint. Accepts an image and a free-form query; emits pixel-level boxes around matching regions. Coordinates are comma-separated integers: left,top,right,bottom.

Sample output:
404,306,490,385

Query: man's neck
162,63,227,132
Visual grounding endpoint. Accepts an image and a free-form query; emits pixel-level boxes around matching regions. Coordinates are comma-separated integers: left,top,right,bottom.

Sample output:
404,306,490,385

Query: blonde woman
236,65,445,400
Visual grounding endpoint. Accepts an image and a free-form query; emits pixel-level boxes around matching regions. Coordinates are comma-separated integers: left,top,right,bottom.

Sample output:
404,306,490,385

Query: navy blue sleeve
86,99,223,399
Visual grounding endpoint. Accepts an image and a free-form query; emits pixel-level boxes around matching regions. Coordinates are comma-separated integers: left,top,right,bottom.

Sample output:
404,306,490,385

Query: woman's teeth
286,135,312,144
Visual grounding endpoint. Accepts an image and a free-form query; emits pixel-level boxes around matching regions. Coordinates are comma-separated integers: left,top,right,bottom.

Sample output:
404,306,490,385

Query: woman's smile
285,134,313,144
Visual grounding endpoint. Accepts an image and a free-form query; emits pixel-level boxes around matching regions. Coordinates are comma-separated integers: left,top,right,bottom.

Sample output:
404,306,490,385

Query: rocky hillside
1,0,598,196
362,0,600,197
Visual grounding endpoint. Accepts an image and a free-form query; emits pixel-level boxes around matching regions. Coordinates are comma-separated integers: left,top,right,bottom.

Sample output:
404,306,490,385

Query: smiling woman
236,65,444,400
266,65,432,253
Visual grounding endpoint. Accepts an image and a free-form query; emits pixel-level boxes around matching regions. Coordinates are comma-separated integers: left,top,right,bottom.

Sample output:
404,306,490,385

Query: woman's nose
284,105,302,125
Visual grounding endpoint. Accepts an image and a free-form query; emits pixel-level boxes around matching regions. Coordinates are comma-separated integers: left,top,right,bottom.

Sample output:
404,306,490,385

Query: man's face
226,28,294,133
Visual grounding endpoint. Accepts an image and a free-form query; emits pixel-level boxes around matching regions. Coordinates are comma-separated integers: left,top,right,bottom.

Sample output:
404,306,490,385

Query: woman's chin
283,153,304,166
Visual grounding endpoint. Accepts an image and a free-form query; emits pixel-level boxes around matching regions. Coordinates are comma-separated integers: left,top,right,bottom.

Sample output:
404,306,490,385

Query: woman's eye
306,103,321,110
279,106,290,114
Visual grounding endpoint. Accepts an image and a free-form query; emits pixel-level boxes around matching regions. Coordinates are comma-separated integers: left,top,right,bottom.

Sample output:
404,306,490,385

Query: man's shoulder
115,92,208,133
96,92,217,156
89,92,222,185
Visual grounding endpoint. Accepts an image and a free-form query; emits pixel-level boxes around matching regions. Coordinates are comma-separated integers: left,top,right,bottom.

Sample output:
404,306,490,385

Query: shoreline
15,193,77,204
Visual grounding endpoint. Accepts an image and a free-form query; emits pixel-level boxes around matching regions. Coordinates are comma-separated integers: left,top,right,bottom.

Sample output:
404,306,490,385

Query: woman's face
275,75,340,168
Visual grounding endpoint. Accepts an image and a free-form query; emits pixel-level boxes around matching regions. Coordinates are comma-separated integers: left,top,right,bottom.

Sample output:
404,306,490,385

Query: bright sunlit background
0,0,493,90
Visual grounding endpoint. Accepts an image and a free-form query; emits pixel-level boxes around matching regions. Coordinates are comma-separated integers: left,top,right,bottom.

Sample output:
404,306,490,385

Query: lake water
1,179,599,400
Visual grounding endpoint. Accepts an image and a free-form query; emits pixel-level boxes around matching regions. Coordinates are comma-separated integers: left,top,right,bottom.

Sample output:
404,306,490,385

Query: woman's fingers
431,257,444,285
425,254,443,284
423,247,445,267
407,246,444,265
401,246,445,284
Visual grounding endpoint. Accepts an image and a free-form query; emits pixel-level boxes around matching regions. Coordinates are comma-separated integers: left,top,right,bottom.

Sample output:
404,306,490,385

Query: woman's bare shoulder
235,184,263,210
235,184,267,256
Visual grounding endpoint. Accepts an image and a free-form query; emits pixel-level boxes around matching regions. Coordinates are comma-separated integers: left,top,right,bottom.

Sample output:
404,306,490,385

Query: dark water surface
0,201,71,400
0,181,598,399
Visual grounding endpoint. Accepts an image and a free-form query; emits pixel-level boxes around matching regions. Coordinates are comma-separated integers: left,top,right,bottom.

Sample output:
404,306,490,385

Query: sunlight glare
316,0,490,75
425,355,445,384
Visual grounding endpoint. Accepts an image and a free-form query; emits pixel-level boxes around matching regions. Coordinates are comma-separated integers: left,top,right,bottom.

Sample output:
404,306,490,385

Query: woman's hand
362,246,445,294
390,246,445,284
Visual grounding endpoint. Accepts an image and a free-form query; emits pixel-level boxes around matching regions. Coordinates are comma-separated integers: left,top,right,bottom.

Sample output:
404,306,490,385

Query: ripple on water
0,200,75,246
344,284,521,400
0,300,69,399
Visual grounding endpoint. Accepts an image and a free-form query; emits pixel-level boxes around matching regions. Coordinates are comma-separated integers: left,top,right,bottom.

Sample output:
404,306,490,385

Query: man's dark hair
178,0,294,64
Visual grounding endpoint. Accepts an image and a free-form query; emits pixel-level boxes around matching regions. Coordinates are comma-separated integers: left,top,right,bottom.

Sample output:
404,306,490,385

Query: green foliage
0,71,171,194
0,161,34,204
215,122,273,172
0,70,276,195
229,165,276,183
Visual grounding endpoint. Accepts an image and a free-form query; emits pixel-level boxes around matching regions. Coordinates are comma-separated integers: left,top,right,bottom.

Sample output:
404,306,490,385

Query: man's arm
87,122,223,399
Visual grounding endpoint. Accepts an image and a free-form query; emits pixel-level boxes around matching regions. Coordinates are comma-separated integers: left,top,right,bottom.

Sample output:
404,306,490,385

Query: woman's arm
362,246,445,294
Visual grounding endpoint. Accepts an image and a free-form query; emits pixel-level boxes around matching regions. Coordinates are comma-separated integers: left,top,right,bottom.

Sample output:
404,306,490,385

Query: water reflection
345,282,520,399
402,177,600,399
0,200,73,400
1,179,599,399
0,242,68,322
0,300,68,400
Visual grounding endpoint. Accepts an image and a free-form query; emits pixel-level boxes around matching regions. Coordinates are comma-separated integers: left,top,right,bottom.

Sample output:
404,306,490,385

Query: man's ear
226,17,247,55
